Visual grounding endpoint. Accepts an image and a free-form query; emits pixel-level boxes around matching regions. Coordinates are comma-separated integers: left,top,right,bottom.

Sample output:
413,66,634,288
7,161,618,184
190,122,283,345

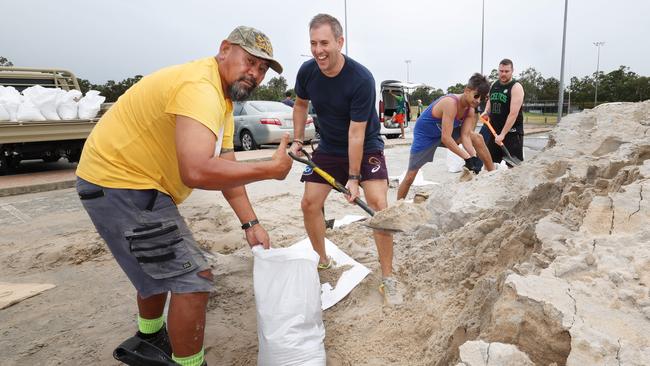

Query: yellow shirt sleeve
222,114,234,150
165,80,224,136
164,80,234,151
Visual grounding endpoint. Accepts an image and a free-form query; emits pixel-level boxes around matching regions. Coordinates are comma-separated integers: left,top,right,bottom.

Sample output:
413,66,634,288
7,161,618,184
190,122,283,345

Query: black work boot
136,324,172,357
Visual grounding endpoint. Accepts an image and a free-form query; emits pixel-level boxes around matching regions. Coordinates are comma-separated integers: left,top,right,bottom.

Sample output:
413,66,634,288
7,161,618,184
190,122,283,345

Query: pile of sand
367,199,431,232
1,101,649,365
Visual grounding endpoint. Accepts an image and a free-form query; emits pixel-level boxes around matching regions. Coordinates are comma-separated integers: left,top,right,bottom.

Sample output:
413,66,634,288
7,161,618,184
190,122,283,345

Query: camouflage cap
226,26,283,74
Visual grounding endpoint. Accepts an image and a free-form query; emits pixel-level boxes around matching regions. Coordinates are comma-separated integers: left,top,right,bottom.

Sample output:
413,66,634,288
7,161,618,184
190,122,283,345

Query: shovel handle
289,150,376,216
481,116,521,166
481,115,503,146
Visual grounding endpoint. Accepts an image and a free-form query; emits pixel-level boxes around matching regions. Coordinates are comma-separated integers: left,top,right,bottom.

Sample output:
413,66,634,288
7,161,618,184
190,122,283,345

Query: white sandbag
0,86,22,122
446,144,465,173
0,87,8,121
57,90,82,120
4,101,20,122
22,85,61,120
252,245,326,366
495,160,509,170
78,90,105,119
17,99,46,121
0,103,9,122
57,102,78,120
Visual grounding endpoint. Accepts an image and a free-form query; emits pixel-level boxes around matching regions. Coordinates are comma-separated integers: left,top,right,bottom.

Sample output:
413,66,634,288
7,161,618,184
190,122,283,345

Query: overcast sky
2,0,649,92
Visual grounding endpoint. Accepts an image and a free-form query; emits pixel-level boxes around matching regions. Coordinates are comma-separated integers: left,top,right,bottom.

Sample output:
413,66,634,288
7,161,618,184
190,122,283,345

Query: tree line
2,56,648,108
77,76,143,103
246,64,650,112
410,65,650,110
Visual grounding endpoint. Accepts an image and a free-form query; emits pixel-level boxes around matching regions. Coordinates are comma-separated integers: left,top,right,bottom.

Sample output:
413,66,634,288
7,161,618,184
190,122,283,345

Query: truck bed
0,119,98,144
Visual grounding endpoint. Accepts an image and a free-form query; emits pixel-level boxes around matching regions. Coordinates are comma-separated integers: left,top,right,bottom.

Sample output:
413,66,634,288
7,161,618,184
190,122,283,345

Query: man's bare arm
175,115,291,190
460,108,477,157
219,151,256,223
439,99,471,159
348,121,367,176
293,97,309,142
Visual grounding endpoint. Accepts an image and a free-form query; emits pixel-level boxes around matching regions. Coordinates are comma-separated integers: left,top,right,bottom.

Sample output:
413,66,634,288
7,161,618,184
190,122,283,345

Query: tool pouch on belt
125,221,197,279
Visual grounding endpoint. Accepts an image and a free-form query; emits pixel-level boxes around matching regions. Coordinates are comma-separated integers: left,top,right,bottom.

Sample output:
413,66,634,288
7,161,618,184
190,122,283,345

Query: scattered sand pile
319,264,353,285
307,101,650,365
459,168,474,182
1,101,649,365
367,199,432,232
389,101,650,365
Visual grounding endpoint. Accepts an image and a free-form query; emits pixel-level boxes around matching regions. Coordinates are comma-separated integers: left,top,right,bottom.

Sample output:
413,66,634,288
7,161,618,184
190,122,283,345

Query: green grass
524,112,558,125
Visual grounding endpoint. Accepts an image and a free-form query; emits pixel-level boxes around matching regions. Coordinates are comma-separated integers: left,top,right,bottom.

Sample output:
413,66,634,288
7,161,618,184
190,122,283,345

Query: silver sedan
233,101,316,151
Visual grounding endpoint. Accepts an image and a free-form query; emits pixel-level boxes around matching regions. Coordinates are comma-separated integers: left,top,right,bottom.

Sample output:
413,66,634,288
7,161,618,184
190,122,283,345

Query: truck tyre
42,154,61,163
0,155,19,174
66,149,82,163
0,156,7,175
240,130,258,151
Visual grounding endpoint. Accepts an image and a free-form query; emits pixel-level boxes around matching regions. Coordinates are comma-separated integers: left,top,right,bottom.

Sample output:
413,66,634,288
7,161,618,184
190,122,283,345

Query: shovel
481,115,523,166
289,149,375,216
113,336,176,366
289,149,405,232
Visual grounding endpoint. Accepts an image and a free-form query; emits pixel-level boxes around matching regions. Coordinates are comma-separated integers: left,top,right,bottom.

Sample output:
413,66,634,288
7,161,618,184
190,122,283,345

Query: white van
378,80,424,139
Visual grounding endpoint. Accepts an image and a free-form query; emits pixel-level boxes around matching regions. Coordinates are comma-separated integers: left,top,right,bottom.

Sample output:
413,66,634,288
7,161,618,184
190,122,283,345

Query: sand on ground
1,102,649,365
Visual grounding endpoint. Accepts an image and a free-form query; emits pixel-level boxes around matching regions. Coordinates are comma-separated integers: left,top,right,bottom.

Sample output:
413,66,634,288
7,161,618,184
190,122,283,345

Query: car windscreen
249,101,293,113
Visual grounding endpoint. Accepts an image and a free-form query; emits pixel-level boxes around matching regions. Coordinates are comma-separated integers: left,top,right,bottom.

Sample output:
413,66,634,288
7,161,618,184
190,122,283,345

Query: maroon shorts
300,150,389,185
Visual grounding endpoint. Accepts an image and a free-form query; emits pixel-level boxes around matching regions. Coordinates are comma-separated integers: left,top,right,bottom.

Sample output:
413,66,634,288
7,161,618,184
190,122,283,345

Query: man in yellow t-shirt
76,26,291,366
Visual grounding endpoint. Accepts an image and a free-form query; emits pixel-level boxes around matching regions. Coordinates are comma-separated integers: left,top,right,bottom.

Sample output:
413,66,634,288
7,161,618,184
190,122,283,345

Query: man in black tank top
481,58,525,165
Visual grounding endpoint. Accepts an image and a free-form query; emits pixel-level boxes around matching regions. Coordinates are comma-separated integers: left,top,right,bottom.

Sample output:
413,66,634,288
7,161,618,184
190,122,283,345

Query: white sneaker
379,277,404,306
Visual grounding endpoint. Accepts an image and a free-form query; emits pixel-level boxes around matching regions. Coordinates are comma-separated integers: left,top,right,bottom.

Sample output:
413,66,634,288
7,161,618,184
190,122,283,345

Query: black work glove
464,156,482,174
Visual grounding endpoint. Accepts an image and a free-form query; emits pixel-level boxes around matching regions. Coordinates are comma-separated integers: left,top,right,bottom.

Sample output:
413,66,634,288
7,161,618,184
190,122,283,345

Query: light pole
593,41,605,106
405,60,411,82
481,0,485,74
557,0,568,123
344,0,348,55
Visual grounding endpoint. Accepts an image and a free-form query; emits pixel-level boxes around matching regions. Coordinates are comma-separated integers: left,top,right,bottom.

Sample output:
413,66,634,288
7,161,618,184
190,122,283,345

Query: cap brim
241,45,283,74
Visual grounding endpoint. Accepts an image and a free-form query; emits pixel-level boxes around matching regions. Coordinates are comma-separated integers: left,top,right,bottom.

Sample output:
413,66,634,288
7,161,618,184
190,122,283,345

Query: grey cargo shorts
76,177,213,298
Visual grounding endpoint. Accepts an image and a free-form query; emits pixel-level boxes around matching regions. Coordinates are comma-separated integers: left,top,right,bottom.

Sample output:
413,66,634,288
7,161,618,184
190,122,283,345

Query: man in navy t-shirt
290,13,402,306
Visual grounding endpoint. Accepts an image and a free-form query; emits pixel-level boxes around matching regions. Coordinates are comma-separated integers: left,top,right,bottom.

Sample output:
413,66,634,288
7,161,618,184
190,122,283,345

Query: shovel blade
362,222,404,232
500,146,522,166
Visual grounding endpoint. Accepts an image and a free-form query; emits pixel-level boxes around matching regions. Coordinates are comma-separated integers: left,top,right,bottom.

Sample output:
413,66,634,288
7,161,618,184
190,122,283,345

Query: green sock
137,314,164,334
172,348,204,366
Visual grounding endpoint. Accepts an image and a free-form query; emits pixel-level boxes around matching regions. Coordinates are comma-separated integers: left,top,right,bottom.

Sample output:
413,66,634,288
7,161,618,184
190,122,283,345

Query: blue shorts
76,177,213,298
408,126,462,171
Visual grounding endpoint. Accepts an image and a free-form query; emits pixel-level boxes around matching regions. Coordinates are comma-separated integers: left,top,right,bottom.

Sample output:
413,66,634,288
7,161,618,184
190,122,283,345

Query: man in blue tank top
290,14,402,306
397,73,495,200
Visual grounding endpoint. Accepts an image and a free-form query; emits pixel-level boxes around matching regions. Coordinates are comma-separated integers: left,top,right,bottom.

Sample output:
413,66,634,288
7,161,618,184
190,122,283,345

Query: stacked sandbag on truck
0,67,110,173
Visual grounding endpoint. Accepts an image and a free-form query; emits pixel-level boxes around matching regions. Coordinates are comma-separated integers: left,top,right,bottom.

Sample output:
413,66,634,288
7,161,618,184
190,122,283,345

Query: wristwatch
241,219,259,230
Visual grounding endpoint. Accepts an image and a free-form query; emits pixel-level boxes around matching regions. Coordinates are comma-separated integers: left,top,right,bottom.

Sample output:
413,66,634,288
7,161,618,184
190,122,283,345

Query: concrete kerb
0,180,76,197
